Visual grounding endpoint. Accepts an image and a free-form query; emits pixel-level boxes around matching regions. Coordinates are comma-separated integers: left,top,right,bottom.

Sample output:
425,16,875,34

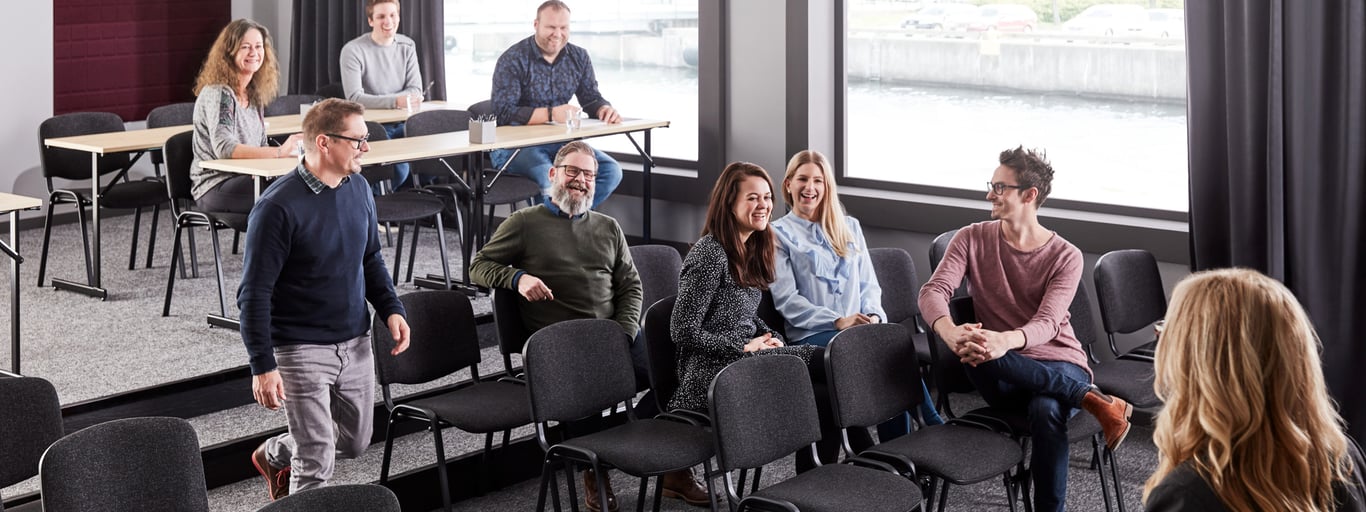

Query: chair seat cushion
101,180,169,209
375,193,445,223
405,381,531,433
870,424,1022,484
1092,359,1159,408
751,463,922,512
559,418,713,476
960,406,1102,443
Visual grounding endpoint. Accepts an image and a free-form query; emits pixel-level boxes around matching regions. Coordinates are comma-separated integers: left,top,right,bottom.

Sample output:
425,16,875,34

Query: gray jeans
264,334,375,493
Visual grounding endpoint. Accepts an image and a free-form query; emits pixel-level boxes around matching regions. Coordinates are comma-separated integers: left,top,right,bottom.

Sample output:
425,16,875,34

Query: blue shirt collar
543,197,586,219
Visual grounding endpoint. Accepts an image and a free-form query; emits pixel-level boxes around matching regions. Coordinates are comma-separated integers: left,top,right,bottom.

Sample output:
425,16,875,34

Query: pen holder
469,119,496,144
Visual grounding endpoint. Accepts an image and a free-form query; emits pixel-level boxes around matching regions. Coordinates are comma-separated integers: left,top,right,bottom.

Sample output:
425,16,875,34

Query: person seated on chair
190,18,305,214
1143,268,1366,511
470,140,706,511
917,146,1133,512
341,0,422,192
770,150,945,449
671,162,847,475
488,0,623,209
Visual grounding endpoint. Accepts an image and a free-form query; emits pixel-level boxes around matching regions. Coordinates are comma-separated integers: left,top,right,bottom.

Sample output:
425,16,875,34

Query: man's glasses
555,165,597,180
326,133,370,150
987,182,1030,195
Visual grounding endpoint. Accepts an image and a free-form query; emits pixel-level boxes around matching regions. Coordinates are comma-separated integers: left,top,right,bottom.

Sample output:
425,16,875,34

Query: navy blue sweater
238,165,405,375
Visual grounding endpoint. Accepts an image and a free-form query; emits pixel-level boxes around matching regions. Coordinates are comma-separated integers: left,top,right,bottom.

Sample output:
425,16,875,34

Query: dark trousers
964,351,1090,512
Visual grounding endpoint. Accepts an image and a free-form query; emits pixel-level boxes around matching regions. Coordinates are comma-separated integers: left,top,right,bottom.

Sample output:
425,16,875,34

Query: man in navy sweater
239,98,411,500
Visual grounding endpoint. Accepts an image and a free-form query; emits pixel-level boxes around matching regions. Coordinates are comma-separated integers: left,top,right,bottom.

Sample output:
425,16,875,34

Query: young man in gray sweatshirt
340,0,422,189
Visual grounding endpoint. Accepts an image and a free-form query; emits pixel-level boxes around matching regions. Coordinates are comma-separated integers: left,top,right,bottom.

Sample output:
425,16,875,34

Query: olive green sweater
470,205,642,337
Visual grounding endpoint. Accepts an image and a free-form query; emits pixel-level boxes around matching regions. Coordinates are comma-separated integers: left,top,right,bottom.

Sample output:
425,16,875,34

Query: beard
550,181,593,216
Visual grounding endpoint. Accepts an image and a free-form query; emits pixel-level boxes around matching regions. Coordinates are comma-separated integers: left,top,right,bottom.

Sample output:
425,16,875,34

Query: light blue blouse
770,214,886,342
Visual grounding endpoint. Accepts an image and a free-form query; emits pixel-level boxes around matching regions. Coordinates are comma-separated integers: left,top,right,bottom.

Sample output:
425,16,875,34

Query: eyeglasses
326,133,370,150
987,182,1030,195
555,164,597,180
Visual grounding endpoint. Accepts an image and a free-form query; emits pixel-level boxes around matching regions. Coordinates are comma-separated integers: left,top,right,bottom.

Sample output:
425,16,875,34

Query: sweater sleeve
199,85,244,159
671,241,746,358
1018,244,1082,349
609,220,643,337
238,199,291,375
918,228,971,328
469,211,526,289
360,189,404,320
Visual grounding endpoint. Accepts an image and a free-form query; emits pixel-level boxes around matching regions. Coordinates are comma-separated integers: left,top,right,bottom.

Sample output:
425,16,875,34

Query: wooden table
39,104,447,299
0,193,43,373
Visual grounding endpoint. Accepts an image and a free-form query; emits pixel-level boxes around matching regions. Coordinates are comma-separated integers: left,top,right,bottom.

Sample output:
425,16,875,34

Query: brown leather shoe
1081,386,1133,452
662,468,714,507
583,468,620,512
251,442,291,500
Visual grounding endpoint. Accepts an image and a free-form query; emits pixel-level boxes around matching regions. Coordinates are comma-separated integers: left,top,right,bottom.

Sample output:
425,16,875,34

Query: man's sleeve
238,200,290,375
918,228,971,328
402,42,423,96
491,51,535,125
1017,246,1081,349
361,190,404,319
469,211,526,289
341,42,394,110
573,50,609,117
608,221,642,337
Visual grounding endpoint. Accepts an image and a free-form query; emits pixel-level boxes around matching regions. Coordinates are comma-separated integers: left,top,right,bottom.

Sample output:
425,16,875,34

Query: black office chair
265,94,323,117
37,112,170,287
869,247,934,366
1093,249,1167,362
641,295,710,425
523,318,718,512
629,244,683,314
371,291,531,511
314,82,345,100
707,354,924,511
162,130,247,321
825,323,1023,512
362,121,454,288
492,287,533,376
39,417,209,512
0,377,63,512
256,484,400,512
145,102,195,179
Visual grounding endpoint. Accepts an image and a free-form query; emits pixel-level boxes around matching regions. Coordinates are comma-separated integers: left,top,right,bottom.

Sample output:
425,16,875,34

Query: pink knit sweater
918,220,1091,376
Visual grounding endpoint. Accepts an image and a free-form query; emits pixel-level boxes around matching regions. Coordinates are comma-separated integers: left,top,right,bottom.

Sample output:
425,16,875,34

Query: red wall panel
54,0,231,121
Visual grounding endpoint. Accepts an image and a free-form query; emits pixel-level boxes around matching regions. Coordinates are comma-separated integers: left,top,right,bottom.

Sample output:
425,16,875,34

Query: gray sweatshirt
340,32,423,110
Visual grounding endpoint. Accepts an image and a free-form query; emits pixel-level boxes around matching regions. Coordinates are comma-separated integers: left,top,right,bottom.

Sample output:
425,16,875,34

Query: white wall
1,3,55,207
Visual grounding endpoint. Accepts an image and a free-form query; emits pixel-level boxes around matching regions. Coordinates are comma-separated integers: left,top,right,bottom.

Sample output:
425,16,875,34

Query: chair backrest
708,354,821,471
523,319,637,423
265,94,323,117
372,291,482,388
756,290,787,340
163,130,197,204
642,295,680,412
39,112,131,183
0,377,63,489
868,247,920,324
493,288,532,371
468,99,495,120
1093,249,1168,336
404,110,473,178
146,102,195,128
361,121,397,185
629,245,682,315
256,484,401,512
929,228,969,298
40,417,208,512
924,295,980,400
825,323,923,429
314,82,345,100
1069,280,1101,358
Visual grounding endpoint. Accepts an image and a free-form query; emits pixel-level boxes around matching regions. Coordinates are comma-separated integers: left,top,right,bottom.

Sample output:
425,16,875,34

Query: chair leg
385,221,393,247
129,206,142,270
145,203,160,269
406,221,420,283
1094,436,1113,512
537,458,555,512
232,231,240,254
210,229,228,317
937,478,950,512
636,476,650,512
163,224,184,317
703,460,720,512
479,432,494,496
432,419,453,512
37,198,57,287
391,223,405,284
1108,447,1126,512
187,227,200,278
434,213,452,289
77,201,94,284
380,413,397,483
1004,472,1018,512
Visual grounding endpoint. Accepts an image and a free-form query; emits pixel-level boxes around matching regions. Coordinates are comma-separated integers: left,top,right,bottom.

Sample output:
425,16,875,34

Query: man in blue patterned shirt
489,0,624,210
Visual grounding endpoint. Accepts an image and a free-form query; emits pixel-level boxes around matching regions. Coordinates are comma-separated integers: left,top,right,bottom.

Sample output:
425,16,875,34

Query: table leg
254,177,264,200
9,210,18,374
643,129,653,242
51,153,109,299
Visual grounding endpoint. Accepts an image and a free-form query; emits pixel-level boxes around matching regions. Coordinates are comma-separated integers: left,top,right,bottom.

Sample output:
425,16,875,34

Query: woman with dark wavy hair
189,18,304,214
1144,268,1366,511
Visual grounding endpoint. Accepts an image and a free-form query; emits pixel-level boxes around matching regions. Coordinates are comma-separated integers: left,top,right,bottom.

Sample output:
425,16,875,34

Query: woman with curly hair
1144,268,1366,511
189,18,304,213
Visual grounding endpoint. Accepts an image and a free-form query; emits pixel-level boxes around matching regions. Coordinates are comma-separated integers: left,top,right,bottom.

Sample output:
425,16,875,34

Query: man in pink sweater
918,146,1132,512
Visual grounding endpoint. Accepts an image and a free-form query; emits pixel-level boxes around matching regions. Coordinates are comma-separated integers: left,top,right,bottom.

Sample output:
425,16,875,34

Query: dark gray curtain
1188,2,1366,441
289,0,446,101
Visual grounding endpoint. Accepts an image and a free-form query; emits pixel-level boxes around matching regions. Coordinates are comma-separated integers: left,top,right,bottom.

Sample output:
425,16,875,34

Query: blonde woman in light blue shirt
771,150,943,436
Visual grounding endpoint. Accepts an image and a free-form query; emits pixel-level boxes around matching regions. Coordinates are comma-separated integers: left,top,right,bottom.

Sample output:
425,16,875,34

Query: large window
443,0,700,163
844,0,1188,213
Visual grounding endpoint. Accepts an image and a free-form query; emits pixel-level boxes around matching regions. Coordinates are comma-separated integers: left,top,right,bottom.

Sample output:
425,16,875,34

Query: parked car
1062,4,1148,38
1143,8,1185,39
967,4,1039,33
901,4,980,31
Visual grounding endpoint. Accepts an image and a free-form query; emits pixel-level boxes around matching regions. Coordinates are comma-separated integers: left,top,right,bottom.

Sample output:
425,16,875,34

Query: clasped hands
940,322,1017,367
743,332,784,353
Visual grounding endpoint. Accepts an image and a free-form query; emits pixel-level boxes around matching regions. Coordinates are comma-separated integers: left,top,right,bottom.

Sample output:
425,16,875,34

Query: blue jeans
795,330,944,440
964,351,1091,512
374,123,411,193
489,143,622,209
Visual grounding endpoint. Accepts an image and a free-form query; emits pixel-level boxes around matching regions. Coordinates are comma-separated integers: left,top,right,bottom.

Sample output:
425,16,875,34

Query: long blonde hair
782,150,854,258
1145,268,1352,511
193,19,280,109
